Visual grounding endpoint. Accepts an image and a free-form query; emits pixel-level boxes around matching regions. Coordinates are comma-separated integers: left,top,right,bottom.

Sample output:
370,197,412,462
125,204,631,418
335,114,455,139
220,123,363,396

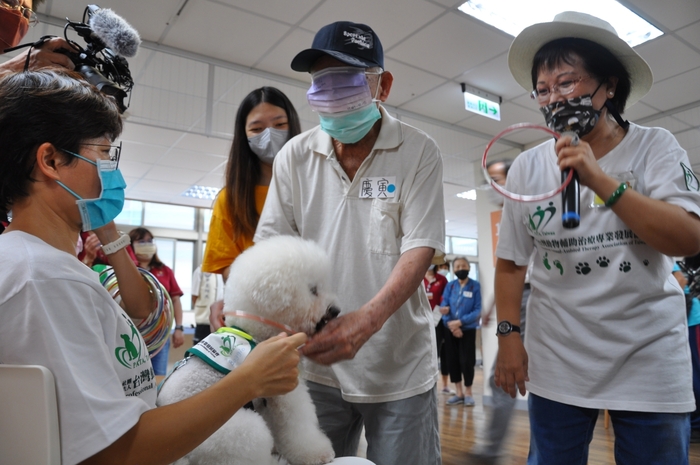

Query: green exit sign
461,83,501,121
463,92,500,121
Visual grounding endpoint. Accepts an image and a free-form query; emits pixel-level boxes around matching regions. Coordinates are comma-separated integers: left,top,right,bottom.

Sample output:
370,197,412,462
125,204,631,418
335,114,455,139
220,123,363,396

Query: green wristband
605,182,628,207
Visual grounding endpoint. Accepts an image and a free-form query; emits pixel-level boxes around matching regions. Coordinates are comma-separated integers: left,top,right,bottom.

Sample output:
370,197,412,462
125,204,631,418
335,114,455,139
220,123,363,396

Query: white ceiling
5,0,700,240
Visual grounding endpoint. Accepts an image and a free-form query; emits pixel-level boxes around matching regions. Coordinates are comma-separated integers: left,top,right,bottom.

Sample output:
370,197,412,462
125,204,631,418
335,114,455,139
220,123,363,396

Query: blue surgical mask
56,151,126,231
319,104,382,144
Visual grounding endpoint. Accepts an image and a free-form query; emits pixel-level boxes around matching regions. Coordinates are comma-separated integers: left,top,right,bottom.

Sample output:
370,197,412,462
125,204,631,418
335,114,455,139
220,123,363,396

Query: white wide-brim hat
508,11,653,108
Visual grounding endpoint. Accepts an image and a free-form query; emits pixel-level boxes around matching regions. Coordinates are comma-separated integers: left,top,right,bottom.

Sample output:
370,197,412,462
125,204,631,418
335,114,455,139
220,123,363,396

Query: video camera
58,5,139,113
5,4,140,113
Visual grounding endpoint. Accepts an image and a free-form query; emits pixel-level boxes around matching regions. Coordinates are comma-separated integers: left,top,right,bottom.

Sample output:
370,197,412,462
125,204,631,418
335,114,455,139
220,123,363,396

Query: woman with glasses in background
494,12,700,464
202,86,301,330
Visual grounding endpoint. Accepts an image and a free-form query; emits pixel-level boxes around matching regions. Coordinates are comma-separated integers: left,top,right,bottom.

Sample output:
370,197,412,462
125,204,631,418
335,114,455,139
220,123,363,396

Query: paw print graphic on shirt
619,261,632,273
596,256,610,267
575,262,591,275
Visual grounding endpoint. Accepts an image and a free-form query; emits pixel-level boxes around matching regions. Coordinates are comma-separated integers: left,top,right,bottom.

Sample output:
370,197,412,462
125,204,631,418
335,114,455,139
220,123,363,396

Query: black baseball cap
291,21,384,72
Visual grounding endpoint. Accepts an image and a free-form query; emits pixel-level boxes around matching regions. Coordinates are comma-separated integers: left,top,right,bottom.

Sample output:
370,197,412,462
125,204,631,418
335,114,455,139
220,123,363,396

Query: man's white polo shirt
256,106,446,403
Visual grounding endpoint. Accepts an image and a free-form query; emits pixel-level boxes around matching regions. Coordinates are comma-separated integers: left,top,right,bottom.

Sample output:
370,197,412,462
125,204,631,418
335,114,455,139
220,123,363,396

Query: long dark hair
224,87,301,241
128,227,164,268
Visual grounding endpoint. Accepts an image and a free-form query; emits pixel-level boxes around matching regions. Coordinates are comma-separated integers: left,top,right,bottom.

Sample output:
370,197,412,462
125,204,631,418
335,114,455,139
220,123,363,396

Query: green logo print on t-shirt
542,252,564,275
115,317,143,369
681,163,699,191
528,202,557,235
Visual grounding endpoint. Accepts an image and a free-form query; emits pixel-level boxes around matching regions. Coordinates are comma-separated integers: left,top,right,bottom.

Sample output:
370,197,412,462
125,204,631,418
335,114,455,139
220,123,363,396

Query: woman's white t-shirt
0,231,156,465
496,123,700,412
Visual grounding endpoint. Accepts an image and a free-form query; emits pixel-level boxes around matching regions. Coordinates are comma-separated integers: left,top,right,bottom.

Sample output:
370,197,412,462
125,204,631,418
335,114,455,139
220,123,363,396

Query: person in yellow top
203,87,302,327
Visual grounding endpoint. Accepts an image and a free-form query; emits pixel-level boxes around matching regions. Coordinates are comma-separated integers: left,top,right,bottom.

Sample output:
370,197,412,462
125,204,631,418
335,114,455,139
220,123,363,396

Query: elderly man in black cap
255,21,445,465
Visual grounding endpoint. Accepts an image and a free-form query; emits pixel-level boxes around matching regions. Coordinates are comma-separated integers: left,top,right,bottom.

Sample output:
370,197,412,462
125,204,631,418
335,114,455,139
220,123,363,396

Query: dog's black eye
310,285,318,296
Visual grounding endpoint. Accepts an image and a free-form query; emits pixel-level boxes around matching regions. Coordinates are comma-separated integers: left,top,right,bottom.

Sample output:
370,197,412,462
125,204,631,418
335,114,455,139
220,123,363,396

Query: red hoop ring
482,123,573,202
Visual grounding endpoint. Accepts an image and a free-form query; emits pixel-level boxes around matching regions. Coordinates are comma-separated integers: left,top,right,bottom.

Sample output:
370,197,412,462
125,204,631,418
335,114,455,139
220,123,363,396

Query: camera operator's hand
0,37,75,75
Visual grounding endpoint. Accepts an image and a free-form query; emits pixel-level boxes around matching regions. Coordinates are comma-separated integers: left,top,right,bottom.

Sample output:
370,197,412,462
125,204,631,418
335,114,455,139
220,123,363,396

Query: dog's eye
310,285,318,296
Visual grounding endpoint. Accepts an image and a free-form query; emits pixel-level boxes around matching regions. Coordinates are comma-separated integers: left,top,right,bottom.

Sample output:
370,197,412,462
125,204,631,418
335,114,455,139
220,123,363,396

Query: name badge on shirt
463,291,473,298
359,176,396,199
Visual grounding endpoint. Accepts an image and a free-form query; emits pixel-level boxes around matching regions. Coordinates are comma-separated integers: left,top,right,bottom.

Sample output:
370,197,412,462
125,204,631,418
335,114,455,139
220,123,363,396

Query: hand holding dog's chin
239,332,307,398
300,311,374,365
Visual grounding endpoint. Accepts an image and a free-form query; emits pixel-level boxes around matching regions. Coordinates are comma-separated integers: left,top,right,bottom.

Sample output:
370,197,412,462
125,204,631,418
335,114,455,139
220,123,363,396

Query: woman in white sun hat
494,11,700,464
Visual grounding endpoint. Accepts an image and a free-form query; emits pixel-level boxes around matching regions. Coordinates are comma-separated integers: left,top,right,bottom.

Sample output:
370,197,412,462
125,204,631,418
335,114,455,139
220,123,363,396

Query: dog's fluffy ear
224,235,331,319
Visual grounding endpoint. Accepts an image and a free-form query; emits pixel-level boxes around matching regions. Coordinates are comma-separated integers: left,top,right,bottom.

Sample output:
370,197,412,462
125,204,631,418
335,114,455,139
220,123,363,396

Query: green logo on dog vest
186,327,256,375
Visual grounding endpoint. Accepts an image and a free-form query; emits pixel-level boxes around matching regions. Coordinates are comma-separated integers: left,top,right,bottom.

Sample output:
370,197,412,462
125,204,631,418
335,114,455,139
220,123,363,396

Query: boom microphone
88,6,141,57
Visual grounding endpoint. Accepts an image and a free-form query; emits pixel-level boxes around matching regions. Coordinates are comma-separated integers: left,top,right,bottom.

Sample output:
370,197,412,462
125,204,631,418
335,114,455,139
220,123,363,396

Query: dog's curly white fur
157,236,337,465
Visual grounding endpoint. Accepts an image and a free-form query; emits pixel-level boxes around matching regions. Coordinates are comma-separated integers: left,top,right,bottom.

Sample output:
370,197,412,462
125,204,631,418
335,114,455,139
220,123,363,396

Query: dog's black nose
328,306,340,319
315,305,341,333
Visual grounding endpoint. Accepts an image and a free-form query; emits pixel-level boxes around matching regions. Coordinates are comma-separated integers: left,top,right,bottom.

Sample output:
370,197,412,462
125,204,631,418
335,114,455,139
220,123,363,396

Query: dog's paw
283,437,335,465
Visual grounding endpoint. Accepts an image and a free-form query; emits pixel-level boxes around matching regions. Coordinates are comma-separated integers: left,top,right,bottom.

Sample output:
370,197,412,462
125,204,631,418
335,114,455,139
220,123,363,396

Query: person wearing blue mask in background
255,21,446,465
0,69,306,465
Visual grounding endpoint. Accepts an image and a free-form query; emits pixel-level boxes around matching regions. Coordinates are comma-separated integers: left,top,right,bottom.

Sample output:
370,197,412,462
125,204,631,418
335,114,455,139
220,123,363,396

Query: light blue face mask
56,150,126,231
247,127,289,165
318,103,382,144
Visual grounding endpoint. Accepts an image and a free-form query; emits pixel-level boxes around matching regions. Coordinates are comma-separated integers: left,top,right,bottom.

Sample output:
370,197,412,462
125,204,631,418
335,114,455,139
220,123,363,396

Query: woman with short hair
0,70,305,465
495,12,700,464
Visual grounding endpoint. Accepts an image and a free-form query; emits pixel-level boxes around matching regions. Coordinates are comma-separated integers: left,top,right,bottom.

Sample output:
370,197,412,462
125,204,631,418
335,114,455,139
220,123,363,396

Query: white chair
0,365,61,465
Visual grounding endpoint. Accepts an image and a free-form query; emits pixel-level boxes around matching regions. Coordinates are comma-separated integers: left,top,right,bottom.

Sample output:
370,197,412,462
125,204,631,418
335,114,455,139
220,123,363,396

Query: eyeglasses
80,142,122,168
531,76,590,103
1,1,38,26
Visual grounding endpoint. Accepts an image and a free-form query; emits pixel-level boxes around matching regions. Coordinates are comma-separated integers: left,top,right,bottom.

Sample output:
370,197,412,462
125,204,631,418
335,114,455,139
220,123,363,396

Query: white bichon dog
157,236,339,465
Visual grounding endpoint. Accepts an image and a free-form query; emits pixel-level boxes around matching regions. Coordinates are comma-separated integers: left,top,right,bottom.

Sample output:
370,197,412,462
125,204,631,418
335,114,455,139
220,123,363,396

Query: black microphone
88,6,141,57
560,131,580,229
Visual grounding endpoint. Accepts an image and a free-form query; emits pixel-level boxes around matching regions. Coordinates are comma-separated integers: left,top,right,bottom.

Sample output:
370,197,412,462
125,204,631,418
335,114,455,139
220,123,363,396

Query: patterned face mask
540,82,605,137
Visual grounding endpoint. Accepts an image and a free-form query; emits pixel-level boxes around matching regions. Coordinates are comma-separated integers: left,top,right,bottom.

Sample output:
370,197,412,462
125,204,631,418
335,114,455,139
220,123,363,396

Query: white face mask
248,127,289,165
437,269,449,277
133,242,156,259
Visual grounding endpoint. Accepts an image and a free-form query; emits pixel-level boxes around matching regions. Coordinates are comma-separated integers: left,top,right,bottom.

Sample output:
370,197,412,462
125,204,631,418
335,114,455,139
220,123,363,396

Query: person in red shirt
129,227,184,380
78,230,139,267
424,264,451,394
